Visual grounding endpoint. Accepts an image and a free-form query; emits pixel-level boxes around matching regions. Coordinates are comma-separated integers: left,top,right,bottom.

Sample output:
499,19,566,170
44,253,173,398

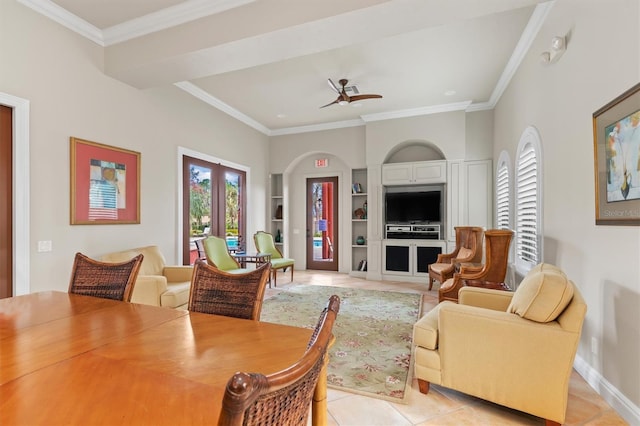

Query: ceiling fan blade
320,98,340,108
327,79,341,94
349,94,383,102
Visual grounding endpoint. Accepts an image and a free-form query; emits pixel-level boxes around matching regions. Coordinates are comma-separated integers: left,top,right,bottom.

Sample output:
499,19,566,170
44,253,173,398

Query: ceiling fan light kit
321,78,382,108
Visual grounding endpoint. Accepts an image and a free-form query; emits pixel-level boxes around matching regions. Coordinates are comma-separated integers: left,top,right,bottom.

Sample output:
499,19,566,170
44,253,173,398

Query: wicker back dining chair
68,252,144,302
217,295,340,426
188,260,271,320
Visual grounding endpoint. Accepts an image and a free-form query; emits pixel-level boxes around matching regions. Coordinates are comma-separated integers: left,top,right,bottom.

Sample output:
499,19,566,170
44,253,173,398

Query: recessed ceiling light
444,90,456,96
276,113,286,118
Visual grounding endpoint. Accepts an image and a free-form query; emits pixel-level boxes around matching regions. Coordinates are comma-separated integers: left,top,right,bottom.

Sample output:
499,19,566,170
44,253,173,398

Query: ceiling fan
320,78,382,108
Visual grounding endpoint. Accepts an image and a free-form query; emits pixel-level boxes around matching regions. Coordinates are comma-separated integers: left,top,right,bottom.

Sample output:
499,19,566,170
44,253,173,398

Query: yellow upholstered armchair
428,226,484,290
101,245,193,309
202,236,249,273
253,231,294,287
413,263,587,426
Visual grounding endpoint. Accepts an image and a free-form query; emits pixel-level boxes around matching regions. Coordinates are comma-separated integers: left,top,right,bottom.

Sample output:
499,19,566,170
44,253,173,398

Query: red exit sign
315,158,329,168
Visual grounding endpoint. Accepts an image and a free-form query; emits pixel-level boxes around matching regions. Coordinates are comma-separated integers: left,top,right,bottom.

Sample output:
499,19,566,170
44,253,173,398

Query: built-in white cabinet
270,174,284,249
382,239,446,281
382,160,446,185
446,159,492,240
351,168,368,276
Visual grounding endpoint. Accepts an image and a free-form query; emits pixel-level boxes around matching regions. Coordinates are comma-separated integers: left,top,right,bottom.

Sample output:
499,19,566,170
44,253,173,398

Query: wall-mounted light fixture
540,36,566,64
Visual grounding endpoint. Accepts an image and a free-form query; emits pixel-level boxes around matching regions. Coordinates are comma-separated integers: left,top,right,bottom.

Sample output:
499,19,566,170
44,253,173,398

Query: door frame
305,176,339,271
177,147,250,263
0,93,30,296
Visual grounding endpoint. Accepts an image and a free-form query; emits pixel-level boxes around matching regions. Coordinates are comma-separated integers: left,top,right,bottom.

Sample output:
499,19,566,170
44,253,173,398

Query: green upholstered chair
253,231,294,287
202,236,249,274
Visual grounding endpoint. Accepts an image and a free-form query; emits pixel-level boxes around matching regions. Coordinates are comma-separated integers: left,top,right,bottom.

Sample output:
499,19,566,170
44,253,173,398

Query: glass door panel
306,177,338,271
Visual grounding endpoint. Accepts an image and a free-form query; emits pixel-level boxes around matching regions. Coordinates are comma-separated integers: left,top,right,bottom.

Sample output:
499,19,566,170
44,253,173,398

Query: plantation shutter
515,143,538,265
496,162,510,230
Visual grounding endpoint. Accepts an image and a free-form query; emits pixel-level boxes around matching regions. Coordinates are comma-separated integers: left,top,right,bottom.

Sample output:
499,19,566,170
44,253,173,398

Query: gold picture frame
70,137,141,225
593,82,640,225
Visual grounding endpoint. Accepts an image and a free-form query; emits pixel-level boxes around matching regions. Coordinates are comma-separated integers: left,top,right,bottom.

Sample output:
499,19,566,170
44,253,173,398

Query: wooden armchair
217,295,340,426
428,226,484,290
68,252,144,302
188,260,271,320
439,229,513,303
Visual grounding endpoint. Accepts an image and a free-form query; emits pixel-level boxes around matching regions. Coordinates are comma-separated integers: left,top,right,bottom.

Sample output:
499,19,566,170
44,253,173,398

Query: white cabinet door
413,161,446,184
382,239,446,278
382,161,446,185
446,159,492,235
464,160,492,228
446,160,463,241
381,163,413,185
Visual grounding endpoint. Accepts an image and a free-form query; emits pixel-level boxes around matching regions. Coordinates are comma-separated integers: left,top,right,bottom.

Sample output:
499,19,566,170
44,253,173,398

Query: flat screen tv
385,190,442,223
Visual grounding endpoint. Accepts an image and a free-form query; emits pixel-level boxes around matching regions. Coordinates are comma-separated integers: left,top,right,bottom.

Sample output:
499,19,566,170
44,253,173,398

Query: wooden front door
306,176,338,271
0,105,12,298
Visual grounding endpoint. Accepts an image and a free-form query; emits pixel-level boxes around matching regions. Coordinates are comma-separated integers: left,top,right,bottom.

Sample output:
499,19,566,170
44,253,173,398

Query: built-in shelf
351,168,368,276
270,174,284,250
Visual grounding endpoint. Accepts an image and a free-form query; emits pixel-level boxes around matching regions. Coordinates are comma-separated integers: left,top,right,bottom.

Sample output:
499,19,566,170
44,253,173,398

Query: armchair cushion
456,247,473,261
429,263,454,275
508,264,573,323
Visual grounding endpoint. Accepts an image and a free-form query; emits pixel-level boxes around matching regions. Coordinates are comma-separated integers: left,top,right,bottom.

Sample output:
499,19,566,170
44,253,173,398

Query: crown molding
175,81,270,135
18,0,254,47
270,119,365,137
485,0,555,108
18,0,103,45
103,0,256,46
361,101,472,123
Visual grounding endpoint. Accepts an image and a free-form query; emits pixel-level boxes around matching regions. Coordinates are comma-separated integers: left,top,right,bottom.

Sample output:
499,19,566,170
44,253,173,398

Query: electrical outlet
37,240,52,252
591,337,598,355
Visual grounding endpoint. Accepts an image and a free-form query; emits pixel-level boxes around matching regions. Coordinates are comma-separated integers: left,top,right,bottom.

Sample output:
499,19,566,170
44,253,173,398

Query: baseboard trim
574,355,640,425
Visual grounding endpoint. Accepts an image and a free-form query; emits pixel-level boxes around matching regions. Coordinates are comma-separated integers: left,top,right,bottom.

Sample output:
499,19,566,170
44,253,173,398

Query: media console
385,223,441,240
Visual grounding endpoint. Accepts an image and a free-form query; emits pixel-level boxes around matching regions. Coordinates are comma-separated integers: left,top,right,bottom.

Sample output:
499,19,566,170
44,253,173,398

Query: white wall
494,0,640,418
0,1,269,293
365,111,467,164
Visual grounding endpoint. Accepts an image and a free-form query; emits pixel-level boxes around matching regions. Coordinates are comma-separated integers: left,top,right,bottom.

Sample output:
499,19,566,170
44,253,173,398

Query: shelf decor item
592,82,640,225
356,236,366,245
354,208,365,219
274,204,283,219
70,137,140,225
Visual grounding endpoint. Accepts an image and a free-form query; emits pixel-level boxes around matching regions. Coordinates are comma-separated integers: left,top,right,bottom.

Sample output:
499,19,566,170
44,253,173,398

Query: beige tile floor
265,269,628,426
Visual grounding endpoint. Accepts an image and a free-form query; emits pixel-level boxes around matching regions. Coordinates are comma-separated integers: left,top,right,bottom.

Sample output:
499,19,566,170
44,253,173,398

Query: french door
182,156,246,265
0,105,12,298
306,176,338,271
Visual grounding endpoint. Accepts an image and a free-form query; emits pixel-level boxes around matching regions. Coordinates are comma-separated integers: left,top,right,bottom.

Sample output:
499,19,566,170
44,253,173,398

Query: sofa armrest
438,303,580,423
163,266,193,283
131,275,168,306
458,287,513,311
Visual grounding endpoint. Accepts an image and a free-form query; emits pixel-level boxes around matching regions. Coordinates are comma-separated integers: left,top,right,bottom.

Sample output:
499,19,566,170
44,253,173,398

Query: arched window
515,126,543,273
496,151,512,230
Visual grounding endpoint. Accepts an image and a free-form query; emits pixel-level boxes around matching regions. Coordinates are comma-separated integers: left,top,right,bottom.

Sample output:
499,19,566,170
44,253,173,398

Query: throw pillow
508,264,573,322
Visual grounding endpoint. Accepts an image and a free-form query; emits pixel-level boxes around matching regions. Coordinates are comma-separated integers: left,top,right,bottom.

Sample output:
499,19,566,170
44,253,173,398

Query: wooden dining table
0,291,318,425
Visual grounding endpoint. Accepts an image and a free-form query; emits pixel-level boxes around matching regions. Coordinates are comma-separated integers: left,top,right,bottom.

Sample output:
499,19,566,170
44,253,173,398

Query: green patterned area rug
261,285,422,403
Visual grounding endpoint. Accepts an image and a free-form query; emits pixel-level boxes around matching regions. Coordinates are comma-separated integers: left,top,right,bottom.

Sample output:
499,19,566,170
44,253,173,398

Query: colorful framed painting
70,137,140,225
593,82,640,225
